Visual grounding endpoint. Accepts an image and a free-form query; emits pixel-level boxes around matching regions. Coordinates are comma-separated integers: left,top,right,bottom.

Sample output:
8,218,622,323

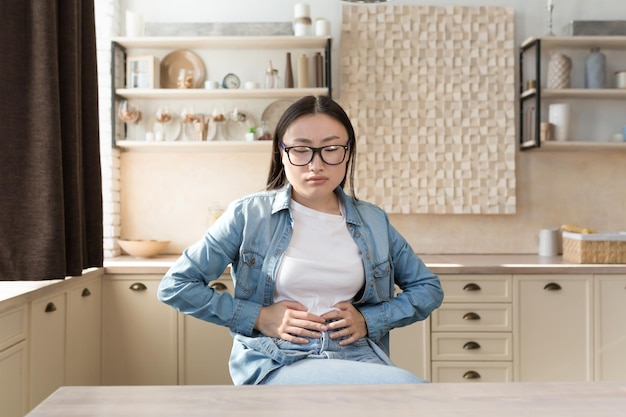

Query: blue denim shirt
158,185,443,385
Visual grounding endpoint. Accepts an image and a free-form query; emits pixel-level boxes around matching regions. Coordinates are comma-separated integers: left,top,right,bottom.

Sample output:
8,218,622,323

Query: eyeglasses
281,143,350,166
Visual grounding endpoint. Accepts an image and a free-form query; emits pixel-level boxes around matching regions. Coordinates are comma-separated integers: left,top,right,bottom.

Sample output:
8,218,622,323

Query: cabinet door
29,292,66,409
595,275,626,381
179,277,234,385
390,319,430,381
0,342,28,417
102,275,177,385
514,275,593,382
66,277,102,385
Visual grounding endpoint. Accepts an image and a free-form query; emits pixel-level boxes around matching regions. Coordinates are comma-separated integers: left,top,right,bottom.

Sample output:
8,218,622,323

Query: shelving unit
519,36,626,151
111,36,332,149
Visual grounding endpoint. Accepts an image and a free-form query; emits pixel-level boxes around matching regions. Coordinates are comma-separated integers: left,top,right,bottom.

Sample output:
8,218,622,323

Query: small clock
222,73,241,89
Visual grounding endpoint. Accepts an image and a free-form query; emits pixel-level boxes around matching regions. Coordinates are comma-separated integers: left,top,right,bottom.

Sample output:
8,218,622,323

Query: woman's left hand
321,302,368,345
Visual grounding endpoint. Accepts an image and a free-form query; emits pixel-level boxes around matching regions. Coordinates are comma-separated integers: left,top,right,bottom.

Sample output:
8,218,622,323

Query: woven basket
562,232,626,264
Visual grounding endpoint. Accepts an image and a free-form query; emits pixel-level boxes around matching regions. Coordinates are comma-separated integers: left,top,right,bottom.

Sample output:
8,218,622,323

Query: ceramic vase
585,47,606,89
547,51,572,89
548,103,571,141
284,52,294,88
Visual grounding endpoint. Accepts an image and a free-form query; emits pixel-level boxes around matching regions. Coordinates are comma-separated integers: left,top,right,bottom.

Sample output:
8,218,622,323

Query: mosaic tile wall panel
339,5,516,214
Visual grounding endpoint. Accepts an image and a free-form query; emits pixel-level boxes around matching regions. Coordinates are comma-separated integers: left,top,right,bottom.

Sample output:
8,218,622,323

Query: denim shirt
158,185,443,385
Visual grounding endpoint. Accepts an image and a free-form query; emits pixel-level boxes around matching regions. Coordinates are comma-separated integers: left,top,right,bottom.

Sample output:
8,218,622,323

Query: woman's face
280,113,350,209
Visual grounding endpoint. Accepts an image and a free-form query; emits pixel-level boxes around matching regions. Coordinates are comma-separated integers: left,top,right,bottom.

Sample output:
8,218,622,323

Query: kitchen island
26,381,626,417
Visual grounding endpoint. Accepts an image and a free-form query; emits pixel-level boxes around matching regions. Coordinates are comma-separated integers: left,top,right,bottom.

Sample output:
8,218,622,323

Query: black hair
265,95,356,197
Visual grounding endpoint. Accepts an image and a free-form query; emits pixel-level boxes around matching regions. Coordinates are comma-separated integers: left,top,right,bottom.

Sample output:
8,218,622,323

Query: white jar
315,18,330,37
615,71,626,89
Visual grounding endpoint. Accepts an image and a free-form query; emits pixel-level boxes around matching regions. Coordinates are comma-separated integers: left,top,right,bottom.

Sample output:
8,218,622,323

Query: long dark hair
266,95,356,197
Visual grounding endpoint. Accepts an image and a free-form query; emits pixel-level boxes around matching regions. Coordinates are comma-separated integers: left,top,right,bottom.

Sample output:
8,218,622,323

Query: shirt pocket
233,250,265,299
371,258,392,301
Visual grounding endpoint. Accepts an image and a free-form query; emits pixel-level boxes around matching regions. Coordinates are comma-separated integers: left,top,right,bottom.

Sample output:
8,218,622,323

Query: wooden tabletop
26,382,626,417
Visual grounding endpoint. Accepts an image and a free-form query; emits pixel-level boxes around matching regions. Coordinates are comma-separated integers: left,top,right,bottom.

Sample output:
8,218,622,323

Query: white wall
110,0,626,255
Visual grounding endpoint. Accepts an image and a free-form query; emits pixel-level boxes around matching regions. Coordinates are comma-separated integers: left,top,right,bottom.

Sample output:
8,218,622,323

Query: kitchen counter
26,381,626,417
0,267,103,314
2,254,624,312
102,253,626,275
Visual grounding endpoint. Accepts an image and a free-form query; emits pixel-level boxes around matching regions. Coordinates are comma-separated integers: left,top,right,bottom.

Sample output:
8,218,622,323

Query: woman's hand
255,300,328,344
321,302,368,345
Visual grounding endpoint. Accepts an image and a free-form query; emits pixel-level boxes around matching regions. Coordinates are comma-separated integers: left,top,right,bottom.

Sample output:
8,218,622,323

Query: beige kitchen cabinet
431,275,513,382
390,319,430,381
179,276,234,385
0,306,28,417
102,274,178,385
29,291,66,409
65,276,102,386
594,274,626,381
514,275,593,382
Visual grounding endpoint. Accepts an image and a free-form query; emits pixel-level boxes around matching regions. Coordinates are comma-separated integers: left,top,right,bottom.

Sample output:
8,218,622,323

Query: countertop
25,381,626,417
102,253,626,275
2,254,625,313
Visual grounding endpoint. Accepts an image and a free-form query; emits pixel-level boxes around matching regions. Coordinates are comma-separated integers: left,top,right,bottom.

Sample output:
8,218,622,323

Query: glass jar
265,68,279,89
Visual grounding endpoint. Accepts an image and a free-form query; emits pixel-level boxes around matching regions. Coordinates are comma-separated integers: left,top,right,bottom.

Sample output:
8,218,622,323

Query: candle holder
546,4,555,36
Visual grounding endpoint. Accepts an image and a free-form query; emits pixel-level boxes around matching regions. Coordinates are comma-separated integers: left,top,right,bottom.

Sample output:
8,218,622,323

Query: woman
158,95,443,385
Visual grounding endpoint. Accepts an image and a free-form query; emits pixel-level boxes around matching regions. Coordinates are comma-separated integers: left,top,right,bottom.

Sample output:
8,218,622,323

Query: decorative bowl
117,239,170,258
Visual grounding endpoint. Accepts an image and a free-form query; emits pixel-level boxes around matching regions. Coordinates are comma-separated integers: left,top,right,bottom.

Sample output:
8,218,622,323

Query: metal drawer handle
543,282,562,291
210,282,228,292
130,282,147,291
463,283,481,292
462,312,481,321
81,288,91,297
463,341,481,350
45,302,57,313
463,371,481,380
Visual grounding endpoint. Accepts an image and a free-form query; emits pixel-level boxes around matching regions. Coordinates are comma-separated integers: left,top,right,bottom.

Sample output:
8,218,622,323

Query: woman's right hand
254,301,328,344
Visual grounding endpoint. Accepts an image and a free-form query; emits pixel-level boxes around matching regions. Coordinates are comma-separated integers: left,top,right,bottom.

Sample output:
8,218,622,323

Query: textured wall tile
340,5,516,214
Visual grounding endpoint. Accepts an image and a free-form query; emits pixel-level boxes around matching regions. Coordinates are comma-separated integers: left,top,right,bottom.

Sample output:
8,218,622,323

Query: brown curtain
0,0,103,280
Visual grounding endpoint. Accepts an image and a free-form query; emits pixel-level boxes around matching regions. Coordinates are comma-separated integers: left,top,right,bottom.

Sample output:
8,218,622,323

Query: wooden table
25,382,626,417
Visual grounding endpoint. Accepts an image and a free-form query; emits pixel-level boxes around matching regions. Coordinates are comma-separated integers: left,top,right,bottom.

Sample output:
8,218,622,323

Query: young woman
158,95,443,385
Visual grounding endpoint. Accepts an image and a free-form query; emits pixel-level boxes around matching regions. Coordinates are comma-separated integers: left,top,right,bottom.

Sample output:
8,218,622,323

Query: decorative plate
261,99,295,138
152,115,182,141
225,112,257,141
160,50,206,89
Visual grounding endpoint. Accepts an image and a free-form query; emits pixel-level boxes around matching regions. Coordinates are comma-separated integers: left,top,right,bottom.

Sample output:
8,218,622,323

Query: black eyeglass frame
280,143,350,166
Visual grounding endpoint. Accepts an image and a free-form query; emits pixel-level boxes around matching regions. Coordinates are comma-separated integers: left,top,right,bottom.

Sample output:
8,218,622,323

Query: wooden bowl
117,239,170,258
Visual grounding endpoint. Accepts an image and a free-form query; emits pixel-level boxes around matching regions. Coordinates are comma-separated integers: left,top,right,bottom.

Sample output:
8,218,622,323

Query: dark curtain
0,0,103,280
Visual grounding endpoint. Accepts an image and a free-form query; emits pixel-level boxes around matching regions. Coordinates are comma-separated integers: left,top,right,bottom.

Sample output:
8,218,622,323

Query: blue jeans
259,330,426,385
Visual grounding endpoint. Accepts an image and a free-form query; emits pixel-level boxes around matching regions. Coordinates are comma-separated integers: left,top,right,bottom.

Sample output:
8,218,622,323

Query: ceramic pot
547,51,572,89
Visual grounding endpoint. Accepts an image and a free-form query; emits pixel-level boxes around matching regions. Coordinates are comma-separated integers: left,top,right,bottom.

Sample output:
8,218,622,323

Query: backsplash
119,148,626,255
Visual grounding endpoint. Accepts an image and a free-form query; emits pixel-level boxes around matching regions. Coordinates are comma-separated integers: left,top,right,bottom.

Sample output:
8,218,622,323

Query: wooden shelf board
541,89,626,99
116,140,273,151
112,36,330,49
536,141,626,151
521,36,626,50
115,87,328,99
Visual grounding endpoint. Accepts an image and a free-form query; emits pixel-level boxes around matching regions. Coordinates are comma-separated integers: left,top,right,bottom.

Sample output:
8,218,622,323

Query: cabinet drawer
432,361,513,383
0,306,27,352
431,332,512,361
431,303,512,332
440,275,512,302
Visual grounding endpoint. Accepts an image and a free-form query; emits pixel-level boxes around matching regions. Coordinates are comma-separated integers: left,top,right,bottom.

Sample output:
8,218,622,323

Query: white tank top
274,200,365,316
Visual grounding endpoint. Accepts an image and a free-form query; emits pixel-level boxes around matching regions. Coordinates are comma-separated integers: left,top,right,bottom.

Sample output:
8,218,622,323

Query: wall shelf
527,141,626,152
519,36,626,150
112,36,331,50
116,140,273,152
115,87,327,100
